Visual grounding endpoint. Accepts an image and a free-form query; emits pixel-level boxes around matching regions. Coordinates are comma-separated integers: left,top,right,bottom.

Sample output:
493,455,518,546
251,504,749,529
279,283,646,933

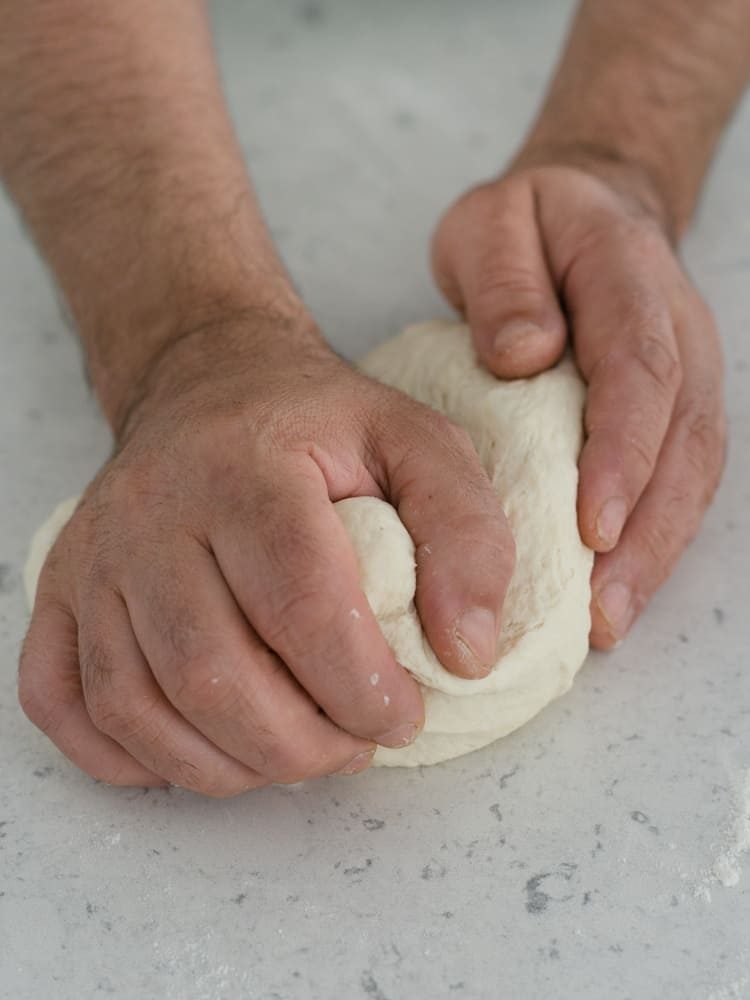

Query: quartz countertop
1,3,748,998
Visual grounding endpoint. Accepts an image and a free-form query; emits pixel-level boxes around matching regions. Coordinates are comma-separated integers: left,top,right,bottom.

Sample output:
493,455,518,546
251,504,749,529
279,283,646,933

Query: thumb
432,180,567,378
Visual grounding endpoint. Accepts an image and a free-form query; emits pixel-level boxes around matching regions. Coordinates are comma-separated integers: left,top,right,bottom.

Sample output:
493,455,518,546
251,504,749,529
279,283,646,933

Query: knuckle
172,653,237,717
73,490,143,586
17,672,52,730
79,641,119,724
589,332,680,404
622,427,660,480
635,479,710,584
155,602,210,668
678,396,727,501
81,650,151,744
17,644,41,718
630,334,682,396
259,566,346,656
96,462,153,520
23,698,66,739
262,575,320,629
631,221,671,260
260,510,330,583
86,694,130,740
96,704,154,744
18,627,76,737
637,514,678,578
472,258,548,311
440,417,476,456
258,744,313,785
437,180,504,241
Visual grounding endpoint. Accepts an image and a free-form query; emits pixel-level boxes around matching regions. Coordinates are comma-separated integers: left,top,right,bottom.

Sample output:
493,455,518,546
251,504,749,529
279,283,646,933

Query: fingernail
493,319,545,356
596,581,636,638
454,607,498,675
596,497,628,548
376,723,419,749
337,750,375,776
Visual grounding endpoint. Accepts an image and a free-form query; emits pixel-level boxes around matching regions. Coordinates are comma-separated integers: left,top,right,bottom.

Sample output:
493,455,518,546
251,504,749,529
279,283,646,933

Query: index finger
565,235,683,552
211,463,425,749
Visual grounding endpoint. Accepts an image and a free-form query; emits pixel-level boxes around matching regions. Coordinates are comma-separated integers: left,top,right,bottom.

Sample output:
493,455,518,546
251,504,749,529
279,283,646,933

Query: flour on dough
24,321,592,768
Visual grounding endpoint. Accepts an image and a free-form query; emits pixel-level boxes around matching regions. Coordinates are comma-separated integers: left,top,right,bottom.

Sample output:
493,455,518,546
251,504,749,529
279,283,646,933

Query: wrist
509,0,750,244
72,182,308,433
100,288,319,441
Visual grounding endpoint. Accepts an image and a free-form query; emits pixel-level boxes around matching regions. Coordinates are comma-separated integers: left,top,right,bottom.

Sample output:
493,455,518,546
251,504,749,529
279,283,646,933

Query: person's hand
432,159,726,648
19,312,514,795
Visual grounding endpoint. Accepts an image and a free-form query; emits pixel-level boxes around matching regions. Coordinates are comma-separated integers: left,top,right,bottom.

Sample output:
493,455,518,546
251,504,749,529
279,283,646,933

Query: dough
24,321,592,768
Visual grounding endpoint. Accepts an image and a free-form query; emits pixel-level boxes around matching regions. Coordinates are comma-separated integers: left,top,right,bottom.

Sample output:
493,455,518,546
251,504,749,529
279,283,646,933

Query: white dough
24,321,592,768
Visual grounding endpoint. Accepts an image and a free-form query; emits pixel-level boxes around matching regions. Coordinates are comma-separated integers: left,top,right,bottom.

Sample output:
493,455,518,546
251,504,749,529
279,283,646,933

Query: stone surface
1,2,749,998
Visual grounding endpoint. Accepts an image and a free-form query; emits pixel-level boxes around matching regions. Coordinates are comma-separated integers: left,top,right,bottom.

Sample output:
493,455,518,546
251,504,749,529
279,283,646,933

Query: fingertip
413,538,513,680
90,757,169,789
577,446,631,554
336,748,377,775
452,606,498,678
375,722,421,749
590,579,638,645
589,629,621,652
594,496,629,551
579,491,630,553
477,317,567,379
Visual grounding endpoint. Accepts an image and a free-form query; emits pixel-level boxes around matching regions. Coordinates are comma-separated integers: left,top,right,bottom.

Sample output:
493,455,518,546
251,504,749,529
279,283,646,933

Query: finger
18,597,165,788
211,463,425,748
432,181,567,377
567,238,683,553
124,539,378,779
382,405,516,679
589,310,725,648
78,594,270,797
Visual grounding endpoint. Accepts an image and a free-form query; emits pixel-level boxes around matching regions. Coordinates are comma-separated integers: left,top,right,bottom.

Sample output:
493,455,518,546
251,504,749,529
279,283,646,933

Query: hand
432,159,726,648
19,311,514,794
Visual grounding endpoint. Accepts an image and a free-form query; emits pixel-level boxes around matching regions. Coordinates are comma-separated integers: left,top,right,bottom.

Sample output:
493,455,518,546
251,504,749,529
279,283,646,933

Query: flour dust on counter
709,767,750,889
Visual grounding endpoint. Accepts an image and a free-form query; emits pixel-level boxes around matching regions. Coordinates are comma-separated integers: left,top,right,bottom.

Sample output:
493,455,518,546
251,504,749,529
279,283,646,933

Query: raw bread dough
24,321,592,767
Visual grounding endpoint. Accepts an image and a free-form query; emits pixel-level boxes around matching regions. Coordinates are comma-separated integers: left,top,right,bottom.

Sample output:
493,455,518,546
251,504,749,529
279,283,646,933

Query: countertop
1,3,749,998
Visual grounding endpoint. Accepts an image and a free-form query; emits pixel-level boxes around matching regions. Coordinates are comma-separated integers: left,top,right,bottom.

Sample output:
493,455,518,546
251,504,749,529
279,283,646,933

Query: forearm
0,0,301,430
516,0,750,237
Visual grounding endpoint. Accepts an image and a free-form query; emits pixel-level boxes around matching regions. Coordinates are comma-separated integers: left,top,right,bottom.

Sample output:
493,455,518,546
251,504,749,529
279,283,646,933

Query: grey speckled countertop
1,3,749,999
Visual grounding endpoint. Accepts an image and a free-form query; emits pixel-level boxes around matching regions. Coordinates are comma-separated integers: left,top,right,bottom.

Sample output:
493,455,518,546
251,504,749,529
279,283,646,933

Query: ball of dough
355,321,593,766
24,322,592,769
